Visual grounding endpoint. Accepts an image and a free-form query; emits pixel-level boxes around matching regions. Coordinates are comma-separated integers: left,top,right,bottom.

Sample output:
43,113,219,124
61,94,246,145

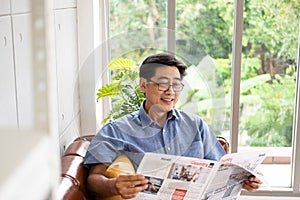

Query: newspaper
132,150,268,200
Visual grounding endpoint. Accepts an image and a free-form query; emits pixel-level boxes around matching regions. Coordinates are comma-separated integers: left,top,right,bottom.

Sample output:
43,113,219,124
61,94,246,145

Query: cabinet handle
19,33,23,43
3,36,7,47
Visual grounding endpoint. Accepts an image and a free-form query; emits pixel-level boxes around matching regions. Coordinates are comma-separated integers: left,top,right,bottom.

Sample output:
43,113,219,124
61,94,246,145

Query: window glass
109,0,167,60
176,0,234,137
239,0,299,187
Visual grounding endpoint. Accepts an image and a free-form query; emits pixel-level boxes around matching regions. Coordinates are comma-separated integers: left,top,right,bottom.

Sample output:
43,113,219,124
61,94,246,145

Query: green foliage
214,56,295,147
240,74,295,147
109,0,167,59
97,58,145,124
215,56,261,92
216,56,261,79
176,0,234,58
240,57,261,80
244,0,299,59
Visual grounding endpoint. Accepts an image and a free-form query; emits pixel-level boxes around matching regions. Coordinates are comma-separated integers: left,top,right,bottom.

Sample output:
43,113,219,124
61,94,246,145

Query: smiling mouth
161,98,174,102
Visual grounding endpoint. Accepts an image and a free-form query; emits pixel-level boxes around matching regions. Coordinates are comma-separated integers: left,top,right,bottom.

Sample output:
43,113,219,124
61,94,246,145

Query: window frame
90,0,300,196
290,22,300,194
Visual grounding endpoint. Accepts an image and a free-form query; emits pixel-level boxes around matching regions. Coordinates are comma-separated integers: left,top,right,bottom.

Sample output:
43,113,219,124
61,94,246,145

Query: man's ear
140,78,147,93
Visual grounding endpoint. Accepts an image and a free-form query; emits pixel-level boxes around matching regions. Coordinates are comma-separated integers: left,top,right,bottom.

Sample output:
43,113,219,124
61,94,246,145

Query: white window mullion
292,21,300,194
167,0,175,53
230,0,244,153
77,0,98,134
98,0,110,127
78,0,110,133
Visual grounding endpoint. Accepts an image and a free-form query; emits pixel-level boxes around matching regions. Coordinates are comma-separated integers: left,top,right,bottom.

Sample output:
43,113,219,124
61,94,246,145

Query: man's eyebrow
157,77,181,81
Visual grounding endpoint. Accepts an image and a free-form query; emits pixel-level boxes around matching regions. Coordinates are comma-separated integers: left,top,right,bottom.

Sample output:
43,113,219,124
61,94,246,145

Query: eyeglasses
148,79,184,92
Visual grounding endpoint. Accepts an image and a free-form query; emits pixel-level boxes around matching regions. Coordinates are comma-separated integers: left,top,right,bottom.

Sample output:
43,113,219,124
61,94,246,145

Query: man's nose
165,85,176,93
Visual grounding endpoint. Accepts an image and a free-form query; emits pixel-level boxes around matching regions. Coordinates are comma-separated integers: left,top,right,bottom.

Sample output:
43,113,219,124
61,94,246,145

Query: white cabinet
0,16,18,128
54,8,80,151
0,1,80,147
12,13,34,129
0,0,11,15
0,1,33,129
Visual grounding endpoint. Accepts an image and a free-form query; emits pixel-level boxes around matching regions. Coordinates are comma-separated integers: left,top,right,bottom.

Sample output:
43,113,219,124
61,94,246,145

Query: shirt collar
168,108,179,120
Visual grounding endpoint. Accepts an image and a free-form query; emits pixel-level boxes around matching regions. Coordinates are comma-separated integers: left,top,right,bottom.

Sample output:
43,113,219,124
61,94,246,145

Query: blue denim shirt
84,105,225,170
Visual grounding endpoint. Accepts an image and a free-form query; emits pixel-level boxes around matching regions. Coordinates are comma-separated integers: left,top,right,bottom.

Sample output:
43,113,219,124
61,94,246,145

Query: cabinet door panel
54,9,79,134
11,0,31,14
12,13,34,129
0,0,11,15
0,16,18,128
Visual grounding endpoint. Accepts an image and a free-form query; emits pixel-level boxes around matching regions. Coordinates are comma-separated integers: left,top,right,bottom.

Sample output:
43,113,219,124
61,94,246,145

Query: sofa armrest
57,135,95,200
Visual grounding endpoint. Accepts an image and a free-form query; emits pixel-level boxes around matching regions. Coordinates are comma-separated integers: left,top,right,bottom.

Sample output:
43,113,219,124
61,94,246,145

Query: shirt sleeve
83,123,124,167
200,120,226,161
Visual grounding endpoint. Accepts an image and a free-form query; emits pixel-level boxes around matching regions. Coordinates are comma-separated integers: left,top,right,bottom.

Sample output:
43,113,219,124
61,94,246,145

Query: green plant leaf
96,82,120,101
109,58,138,70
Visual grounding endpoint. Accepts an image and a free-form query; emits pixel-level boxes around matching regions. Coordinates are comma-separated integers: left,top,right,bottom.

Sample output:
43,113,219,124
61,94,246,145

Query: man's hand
242,175,263,192
87,164,148,199
114,174,149,199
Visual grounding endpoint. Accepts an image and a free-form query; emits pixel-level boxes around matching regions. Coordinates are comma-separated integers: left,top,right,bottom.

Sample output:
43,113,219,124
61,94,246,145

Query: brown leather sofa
57,135,95,200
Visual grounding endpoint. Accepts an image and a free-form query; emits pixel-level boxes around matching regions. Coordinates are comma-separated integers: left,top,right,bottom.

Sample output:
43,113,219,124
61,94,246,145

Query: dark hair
139,53,187,80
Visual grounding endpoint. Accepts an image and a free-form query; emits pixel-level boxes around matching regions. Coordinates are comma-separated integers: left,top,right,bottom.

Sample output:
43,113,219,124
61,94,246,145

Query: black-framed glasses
148,79,184,92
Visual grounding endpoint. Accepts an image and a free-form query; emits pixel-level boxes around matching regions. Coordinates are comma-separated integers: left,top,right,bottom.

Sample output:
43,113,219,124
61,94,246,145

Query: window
238,1,299,189
104,0,300,196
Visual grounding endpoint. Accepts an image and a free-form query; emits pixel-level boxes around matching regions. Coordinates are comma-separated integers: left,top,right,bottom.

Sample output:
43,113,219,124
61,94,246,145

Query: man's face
140,66,182,114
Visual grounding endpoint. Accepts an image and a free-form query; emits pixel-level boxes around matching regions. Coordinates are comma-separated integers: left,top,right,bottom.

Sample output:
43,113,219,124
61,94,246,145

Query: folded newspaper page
132,150,268,200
